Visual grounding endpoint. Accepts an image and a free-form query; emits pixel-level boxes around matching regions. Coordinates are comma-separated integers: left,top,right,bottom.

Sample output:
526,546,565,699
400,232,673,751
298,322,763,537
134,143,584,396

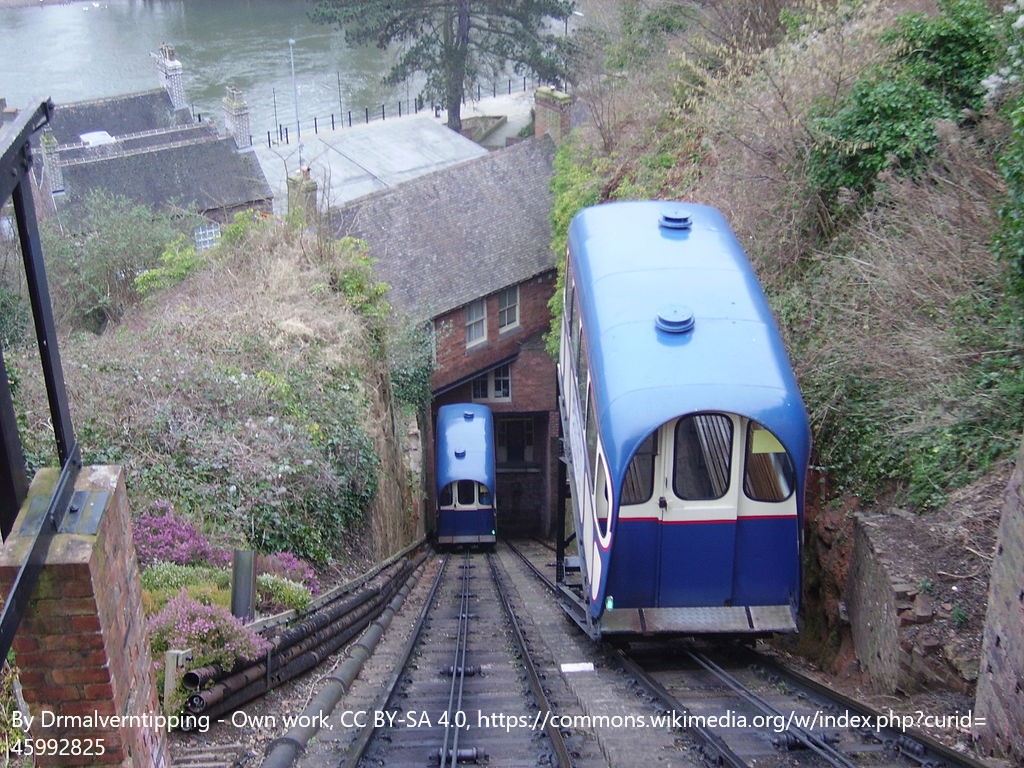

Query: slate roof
331,136,556,321
58,134,272,218
47,90,191,146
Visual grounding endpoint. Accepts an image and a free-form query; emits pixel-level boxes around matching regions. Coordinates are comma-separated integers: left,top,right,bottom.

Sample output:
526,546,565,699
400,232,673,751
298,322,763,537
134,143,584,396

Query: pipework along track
347,549,572,768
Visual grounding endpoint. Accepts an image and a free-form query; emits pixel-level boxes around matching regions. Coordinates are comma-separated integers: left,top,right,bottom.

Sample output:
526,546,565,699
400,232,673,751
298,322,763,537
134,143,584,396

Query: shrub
0,282,28,350
133,502,230,568
883,0,997,112
148,592,270,711
40,190,201,331
134,236,203,296
256,573,312,614
140,562,231,593
256,551,319,593
996,98,1024,298
809,74,952,211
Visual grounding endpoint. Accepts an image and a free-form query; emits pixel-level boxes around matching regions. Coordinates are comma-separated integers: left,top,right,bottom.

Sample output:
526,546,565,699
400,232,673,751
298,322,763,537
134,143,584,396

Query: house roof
331,136,556,321
47,89,191,146
59,135,272,217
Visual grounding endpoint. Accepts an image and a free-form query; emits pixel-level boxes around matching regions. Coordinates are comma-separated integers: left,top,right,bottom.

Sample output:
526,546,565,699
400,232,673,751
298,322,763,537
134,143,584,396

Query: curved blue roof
435,403,496,494
568,201,811,490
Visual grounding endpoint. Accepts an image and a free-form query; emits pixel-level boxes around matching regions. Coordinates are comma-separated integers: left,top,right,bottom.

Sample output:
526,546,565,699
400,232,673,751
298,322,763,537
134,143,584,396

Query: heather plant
256,573,313,614
133,502,230,568
139,562,232,614
148,591,270,711
140,562,231,592
256,551,319,593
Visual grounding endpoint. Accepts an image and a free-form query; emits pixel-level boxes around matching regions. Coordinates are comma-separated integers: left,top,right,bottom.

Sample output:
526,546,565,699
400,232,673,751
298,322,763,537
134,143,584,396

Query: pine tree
310,0,575,131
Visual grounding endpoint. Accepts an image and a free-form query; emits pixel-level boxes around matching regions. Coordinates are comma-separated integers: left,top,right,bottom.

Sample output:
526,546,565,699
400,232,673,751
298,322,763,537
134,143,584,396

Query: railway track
170,538,996,768
346,548,572,768
507,539,993,768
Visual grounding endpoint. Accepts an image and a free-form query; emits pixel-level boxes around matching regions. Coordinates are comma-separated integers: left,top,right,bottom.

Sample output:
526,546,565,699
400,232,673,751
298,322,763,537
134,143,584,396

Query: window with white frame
193,222,222,252
497,285,519,331
465,299,486,347
471,364,511,401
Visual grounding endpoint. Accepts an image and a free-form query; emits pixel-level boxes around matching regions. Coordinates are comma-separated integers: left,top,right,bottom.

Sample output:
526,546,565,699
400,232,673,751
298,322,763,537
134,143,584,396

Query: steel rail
341,552,450,768
687,649,858,768
743,649,996,768
439,550,473,767
488,549,574,768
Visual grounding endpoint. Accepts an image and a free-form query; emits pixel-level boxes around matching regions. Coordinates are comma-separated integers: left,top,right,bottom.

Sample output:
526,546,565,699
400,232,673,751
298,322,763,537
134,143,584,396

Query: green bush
882,0,997,113
135,236,203,296
545,140,606,356
809,74,952,211
0,282,28,349
140,562,231,592
996,98,1024,298
256,573,312,614
40,190,201,331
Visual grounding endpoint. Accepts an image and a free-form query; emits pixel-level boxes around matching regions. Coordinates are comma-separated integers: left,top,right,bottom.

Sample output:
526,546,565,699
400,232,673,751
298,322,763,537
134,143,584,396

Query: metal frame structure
0,100,83,660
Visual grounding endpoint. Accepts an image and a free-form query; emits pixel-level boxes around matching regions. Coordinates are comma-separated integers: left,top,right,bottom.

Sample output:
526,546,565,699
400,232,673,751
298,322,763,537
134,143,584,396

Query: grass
558,0,1024,513
8,215,420,565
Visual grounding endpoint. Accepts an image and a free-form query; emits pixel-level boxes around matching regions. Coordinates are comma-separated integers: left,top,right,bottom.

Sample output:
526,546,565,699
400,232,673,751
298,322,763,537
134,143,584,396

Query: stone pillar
974,438,1024,763
286,165,318,225
0,466,168,767
534,87,572,143
222,86,252,149
156,44,186,112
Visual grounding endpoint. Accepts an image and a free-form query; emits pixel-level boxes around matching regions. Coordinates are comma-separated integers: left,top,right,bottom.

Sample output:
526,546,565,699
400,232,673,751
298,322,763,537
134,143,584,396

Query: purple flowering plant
257,551,320,594
148,591,270,676
133,501,230,568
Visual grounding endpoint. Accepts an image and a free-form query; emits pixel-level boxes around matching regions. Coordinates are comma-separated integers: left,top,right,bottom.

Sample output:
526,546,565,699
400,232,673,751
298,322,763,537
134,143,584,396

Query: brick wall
429,318,559,540
534,87,572,143
0,466,168,767
431,271,555,392
974,437,1024,763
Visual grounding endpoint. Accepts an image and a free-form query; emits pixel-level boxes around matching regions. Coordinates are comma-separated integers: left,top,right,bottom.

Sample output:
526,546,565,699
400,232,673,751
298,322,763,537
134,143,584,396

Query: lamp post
288,38,300,141
564,8,583,35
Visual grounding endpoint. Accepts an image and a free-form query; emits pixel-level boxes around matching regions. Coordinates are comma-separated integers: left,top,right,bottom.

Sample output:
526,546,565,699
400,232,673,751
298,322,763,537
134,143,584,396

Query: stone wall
974,438,1024,763
847,516,901,692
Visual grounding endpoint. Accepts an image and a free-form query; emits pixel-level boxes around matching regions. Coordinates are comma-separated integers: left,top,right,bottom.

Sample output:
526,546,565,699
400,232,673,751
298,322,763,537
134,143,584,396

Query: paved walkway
252,89,536,213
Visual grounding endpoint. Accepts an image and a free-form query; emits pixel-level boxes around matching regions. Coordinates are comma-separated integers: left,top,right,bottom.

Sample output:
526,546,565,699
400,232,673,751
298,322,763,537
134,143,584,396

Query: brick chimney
287,165,318,225
534,87,572,143
223,86,252,149
156,43,187,111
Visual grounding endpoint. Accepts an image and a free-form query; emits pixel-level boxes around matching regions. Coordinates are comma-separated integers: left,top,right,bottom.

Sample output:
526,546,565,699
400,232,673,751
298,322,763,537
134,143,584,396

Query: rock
914,593,934,623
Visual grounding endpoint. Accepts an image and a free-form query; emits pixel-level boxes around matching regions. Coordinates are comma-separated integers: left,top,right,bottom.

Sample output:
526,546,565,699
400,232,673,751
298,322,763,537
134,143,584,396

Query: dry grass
10,217,420,563
798,124,1009,426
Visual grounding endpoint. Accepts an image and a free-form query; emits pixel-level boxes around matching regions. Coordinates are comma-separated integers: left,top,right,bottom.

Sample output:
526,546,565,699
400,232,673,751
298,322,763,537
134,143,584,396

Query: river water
0,0,408,139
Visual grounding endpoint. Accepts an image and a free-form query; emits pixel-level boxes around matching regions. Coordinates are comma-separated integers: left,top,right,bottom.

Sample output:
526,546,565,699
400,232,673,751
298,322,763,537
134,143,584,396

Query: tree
40,191,199,332
310,0,576,132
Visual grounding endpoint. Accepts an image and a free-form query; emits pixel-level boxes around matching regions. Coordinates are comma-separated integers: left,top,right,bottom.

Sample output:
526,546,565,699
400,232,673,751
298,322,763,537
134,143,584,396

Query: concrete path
252,89,536,213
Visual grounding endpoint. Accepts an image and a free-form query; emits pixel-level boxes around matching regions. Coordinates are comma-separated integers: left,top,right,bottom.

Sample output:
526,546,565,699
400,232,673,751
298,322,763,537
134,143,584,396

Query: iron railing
0,99,83,661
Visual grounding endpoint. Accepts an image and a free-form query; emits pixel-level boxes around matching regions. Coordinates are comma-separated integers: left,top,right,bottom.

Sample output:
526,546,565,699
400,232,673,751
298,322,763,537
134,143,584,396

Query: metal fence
195,76,541,149
0,99,83,661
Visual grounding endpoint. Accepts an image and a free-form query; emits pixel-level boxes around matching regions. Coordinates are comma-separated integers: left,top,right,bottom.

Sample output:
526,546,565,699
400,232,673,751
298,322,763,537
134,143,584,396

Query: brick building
332,136,560,538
